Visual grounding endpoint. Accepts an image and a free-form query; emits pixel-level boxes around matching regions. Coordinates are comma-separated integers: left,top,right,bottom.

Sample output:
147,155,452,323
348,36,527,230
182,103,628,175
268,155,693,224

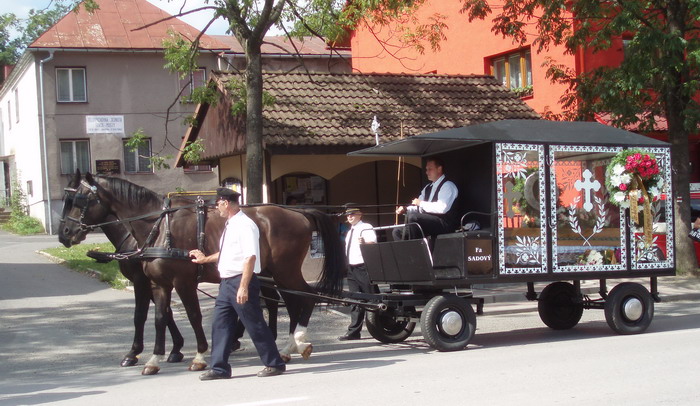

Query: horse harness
63,181,209,269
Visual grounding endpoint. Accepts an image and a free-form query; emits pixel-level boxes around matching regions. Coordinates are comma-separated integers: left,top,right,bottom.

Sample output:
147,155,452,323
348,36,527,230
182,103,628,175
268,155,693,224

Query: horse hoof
141,366,160,375
280,354,292,363
189,362,207,371
120,357,138,367
301,344,313,360
167,352,184,363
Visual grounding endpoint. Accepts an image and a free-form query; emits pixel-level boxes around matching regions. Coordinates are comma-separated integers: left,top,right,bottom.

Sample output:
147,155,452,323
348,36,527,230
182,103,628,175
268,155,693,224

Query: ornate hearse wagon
348,119,674,351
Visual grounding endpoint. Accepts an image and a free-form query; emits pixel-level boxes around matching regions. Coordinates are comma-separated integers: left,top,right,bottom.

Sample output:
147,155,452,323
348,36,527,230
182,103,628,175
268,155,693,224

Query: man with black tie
394,157,459,242
338,206,378,341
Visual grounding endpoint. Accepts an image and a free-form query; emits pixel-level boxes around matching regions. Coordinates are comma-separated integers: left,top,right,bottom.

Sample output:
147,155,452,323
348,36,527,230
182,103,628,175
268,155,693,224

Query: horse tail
294,208,345,296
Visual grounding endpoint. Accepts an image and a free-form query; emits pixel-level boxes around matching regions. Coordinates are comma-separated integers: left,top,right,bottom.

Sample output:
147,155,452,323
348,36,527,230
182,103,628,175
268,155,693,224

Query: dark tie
346,227,354,258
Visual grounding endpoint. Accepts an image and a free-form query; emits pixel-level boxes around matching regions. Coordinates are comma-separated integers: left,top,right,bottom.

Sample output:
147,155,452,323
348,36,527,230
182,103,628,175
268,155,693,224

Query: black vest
424,178,459,228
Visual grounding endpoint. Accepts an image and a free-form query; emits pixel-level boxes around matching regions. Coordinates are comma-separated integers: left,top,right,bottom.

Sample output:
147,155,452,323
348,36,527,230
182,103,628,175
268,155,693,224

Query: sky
1,0,233,36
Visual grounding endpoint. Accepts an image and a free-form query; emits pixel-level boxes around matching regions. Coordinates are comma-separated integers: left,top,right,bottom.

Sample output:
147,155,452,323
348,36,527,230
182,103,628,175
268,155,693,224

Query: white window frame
123,138,153,174
60,139,91,175
56,67,87,102
14,88,19,123
179,68,206,103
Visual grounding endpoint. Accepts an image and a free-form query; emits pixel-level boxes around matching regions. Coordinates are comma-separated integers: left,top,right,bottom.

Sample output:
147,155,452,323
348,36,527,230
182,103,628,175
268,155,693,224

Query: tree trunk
245,43,265,204
665,1,697,276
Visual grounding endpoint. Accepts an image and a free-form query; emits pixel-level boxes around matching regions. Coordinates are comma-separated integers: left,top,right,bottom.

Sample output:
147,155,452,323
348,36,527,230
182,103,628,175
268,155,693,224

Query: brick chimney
1,65,15,84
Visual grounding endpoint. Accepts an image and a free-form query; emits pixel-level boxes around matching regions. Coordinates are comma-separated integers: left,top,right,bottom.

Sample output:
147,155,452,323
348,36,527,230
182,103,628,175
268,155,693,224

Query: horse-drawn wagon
346,119,675,351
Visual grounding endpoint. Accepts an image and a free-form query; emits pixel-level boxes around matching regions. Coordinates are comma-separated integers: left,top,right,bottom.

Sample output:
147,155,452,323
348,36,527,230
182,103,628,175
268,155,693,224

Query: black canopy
349,119,669,157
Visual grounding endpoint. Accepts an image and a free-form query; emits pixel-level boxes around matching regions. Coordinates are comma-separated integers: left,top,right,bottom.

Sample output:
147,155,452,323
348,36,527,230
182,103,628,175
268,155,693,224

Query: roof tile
30,0,229,50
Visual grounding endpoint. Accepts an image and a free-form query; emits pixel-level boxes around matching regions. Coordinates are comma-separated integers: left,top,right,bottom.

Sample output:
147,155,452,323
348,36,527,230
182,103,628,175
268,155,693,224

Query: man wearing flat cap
338,205,378,341
190,187,286,380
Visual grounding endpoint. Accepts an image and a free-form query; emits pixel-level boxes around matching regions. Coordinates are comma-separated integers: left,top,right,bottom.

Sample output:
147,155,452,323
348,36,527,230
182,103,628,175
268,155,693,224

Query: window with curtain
123,138,153,174
56,68,87,102
491,49,533,95
60,140,90,174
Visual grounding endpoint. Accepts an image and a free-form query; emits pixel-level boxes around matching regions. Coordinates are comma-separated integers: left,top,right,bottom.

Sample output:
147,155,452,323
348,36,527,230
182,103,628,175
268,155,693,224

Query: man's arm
236,255,256,304
189,249,219,264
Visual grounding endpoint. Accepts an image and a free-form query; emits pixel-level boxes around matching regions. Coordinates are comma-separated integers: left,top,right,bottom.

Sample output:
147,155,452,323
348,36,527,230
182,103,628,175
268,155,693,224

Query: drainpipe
39,50,54,234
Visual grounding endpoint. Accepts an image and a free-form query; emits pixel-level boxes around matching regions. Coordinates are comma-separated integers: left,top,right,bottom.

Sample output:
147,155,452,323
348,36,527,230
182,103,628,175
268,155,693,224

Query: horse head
58,171,116,247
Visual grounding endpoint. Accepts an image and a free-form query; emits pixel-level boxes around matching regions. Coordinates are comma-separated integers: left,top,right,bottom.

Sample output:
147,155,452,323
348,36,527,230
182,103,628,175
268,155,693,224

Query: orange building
350,0,700,180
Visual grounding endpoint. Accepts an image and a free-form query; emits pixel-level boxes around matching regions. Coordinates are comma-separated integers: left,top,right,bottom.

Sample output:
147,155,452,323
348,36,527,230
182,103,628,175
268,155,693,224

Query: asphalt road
2,231,700,405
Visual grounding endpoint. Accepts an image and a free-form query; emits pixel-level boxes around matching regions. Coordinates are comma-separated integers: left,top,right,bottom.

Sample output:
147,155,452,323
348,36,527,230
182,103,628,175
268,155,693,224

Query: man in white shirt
394,156,459,241
190,188,286,380
338,206,378,341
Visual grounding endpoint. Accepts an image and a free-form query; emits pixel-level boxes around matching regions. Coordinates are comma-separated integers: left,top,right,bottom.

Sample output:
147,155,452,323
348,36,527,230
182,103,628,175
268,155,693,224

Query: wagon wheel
537,282,584,330
419,295,476,352
365,306,416,344
604,282,654,335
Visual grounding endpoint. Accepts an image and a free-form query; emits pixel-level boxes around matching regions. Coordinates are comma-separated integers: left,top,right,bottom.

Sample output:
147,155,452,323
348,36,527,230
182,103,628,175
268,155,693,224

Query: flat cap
216,187,241,202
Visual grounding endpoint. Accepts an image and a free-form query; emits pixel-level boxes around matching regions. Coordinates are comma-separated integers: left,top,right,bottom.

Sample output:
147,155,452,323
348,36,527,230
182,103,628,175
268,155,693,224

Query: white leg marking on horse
294,327,312,358
193,352,206,364
145,354,163,367
280,333,297,357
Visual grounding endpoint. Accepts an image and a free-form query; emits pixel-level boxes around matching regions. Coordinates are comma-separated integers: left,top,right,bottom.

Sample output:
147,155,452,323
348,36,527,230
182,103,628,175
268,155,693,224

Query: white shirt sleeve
419,180,458,214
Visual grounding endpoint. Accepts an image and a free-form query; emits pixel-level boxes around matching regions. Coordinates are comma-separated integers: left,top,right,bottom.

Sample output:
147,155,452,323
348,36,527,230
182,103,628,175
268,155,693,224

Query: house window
179,68,206,102
14,88,19,123
123,138,153,174
60,140,90,174
56,68,87,102
183,163,213,173
491,49,532,94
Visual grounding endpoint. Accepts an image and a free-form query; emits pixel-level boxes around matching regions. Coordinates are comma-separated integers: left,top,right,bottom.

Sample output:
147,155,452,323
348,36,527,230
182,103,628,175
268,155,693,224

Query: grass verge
42,242,129,289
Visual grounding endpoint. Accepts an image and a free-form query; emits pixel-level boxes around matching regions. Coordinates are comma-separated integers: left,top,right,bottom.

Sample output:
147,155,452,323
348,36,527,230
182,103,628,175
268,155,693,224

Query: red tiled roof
211,35,350,56
177,72,540,164
30,0,229,50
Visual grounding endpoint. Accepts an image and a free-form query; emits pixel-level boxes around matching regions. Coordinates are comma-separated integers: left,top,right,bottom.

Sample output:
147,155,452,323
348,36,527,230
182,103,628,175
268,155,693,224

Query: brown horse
59,171,186,368
58,172,344,375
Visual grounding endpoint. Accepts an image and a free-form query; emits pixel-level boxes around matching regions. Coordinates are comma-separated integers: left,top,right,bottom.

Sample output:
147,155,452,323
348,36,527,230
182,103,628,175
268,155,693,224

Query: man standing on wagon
190,188,286,380
338,205,378,341
394,156,459,242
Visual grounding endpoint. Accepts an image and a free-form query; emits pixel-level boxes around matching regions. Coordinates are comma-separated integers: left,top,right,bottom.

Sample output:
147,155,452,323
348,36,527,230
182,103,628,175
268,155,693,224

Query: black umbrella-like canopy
349,119,669,157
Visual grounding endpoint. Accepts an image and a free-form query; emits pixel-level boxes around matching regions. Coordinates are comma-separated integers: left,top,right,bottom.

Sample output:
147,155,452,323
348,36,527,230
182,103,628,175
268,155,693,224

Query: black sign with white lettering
96,159,120,175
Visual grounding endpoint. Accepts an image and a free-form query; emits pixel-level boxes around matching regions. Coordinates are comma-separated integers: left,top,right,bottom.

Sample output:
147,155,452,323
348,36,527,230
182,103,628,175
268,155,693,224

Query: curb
36,250,108,281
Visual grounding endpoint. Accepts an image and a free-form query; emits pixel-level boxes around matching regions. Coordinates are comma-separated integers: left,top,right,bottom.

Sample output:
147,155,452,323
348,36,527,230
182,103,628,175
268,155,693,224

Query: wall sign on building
96,159,121,175
86,115,125,134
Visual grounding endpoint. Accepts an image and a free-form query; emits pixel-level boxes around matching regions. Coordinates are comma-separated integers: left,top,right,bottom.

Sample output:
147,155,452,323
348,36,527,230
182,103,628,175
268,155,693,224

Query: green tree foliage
462,0,700,274
0,0,77,66
161,0,439,204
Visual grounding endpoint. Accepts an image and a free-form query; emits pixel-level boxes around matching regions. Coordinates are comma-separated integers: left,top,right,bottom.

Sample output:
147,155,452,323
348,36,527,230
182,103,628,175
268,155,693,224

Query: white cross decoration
371,116,380,145
574,169,601,212
504,180,522,218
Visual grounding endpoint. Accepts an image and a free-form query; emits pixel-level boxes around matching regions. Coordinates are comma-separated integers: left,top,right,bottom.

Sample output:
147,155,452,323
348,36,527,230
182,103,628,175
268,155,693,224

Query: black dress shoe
257,366,285,377
199,370,231,381
337,333,361,341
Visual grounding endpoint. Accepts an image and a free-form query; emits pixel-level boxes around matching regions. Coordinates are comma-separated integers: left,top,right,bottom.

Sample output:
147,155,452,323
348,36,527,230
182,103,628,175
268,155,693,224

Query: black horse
58,172,344,375
59,171,185,368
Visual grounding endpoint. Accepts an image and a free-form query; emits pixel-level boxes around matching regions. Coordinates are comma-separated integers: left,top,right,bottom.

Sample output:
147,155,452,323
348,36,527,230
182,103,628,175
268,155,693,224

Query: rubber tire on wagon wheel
604,282,654,335
419,295,476,352
538,282,584,330
365,307,417,344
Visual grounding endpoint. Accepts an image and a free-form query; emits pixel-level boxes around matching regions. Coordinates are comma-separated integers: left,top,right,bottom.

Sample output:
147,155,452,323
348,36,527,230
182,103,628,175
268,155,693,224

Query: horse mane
98,176,163,209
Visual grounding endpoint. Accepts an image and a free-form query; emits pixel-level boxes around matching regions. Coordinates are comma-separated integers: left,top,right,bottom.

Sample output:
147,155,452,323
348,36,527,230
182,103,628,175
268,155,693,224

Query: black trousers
392,211,452,241
210,274,285,376
345,263,379,336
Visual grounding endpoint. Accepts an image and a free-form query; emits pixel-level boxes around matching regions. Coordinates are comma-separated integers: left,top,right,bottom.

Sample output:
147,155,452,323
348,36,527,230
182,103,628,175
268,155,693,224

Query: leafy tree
462,0,700,275
0,1,77,66
161,0,441,204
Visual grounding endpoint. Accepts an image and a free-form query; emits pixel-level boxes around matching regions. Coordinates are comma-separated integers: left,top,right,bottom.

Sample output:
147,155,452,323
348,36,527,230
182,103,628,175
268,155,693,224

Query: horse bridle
62,180,102,232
